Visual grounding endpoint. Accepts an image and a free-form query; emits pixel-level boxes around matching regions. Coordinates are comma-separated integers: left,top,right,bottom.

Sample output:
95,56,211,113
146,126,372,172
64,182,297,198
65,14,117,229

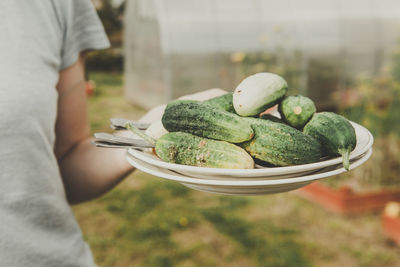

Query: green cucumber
162,101,254,143
241,118,322,166
303,112,356,171
155,132,254,169
278,95,316,129
202,93,235,113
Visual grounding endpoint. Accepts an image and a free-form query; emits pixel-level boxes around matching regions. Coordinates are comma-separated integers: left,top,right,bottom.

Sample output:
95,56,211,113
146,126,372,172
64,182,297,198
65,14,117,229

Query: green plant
338,74,400,137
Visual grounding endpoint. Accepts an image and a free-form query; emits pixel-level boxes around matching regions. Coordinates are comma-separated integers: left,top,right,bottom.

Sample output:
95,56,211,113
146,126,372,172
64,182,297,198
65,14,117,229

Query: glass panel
124,0,400,110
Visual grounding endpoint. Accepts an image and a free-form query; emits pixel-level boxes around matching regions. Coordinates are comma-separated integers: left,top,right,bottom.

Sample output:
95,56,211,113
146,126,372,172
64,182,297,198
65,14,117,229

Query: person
0,1,224,266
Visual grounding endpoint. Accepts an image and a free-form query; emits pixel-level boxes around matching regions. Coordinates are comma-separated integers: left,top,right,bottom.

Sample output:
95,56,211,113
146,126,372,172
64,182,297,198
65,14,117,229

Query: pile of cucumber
154,72,356,170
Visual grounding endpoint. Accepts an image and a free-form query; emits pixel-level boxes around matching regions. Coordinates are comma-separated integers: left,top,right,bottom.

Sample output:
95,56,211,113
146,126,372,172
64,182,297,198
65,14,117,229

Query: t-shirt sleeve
60,0,110,70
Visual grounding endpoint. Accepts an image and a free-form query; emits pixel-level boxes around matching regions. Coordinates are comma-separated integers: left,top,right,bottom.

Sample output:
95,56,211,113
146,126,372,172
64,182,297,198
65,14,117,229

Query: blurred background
76,0,400,266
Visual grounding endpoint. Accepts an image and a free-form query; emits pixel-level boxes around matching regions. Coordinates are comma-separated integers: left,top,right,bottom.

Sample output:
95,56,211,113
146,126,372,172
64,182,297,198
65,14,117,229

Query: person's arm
55,55,133,204
55,54,227,205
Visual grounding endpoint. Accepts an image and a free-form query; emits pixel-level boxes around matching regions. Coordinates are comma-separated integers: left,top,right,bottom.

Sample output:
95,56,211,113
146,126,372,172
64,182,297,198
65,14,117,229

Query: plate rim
126,148,372,187
127,121,373,177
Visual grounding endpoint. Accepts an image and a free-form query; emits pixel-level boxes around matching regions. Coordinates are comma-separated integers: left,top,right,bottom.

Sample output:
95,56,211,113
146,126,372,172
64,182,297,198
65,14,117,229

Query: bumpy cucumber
303,112,356,170
155,132,254,169
202,93,235,113
278,95,316,129
162,101,254,143
241,117,322,166
233,72,288,116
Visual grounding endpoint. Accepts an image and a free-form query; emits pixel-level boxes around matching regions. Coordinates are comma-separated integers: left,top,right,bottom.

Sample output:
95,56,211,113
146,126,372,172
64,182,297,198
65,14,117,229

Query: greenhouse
124,0,400,109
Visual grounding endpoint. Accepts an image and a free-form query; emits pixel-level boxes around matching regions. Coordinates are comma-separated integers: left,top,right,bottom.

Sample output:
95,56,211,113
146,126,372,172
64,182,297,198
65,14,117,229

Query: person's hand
139,88,227,123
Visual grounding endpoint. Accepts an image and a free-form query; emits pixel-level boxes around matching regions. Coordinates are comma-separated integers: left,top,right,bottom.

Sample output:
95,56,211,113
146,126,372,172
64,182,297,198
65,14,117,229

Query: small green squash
278,95,316,129
155,132,254,169
303,112,357,171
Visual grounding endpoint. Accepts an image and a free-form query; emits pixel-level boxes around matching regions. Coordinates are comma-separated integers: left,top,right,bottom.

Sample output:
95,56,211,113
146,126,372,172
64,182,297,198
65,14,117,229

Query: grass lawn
73,72,400,267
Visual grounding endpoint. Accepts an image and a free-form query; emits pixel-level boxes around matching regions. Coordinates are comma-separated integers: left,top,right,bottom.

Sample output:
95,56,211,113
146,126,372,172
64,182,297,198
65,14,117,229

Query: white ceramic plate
127,121,373,178
127,149,368,181
126,148,372,195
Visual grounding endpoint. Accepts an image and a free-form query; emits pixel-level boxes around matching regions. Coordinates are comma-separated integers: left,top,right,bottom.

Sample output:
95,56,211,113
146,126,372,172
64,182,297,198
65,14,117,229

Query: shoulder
56,0,110,70
51,0,100,28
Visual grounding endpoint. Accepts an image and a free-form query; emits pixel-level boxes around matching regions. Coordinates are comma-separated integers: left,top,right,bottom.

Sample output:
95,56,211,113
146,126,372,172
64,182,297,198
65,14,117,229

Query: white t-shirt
0,0,109,266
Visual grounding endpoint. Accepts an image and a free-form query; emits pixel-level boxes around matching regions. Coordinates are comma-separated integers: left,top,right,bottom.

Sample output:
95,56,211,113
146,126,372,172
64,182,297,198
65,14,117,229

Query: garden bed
297,182,400,215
